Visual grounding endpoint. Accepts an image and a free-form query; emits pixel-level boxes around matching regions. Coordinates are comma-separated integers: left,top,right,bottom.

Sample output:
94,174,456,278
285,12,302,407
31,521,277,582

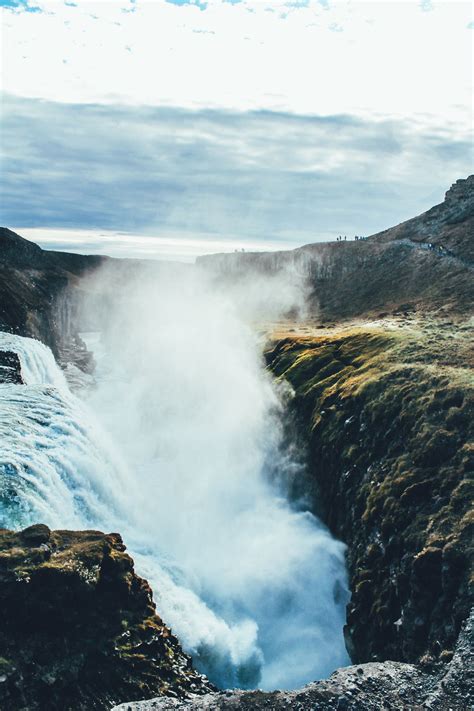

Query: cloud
2,93,472,258
14,227,297,260
1,0,472,129
1,0,472,258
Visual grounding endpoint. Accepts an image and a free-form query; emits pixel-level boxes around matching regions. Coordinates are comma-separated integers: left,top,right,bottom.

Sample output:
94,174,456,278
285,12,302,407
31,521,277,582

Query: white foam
0,305,350,691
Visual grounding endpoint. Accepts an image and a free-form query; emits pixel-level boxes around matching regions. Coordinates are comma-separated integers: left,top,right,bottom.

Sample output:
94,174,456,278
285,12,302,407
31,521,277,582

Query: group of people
336,235,367,241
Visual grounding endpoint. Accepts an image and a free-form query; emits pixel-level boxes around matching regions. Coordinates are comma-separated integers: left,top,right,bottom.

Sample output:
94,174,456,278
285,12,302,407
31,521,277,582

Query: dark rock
111,611,474,710
265,326,473,666
0,349,23,383
0,226,107,363
0,526,213,711
0,227,44,266
20,523,52,545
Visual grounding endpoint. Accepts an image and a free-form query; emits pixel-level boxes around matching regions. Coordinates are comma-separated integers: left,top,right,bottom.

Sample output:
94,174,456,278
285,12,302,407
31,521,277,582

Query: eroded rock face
0,227,104,360
0,525,213,711
0,227,187,372
112,610,474,710
266,325,473,668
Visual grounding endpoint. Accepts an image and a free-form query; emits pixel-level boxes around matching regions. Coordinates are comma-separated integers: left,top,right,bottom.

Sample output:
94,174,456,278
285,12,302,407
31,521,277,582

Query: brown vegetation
266,322,473,667
0,525,212,711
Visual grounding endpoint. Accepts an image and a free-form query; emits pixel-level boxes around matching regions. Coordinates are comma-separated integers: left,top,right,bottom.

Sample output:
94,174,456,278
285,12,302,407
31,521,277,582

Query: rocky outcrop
0,350,23,384
0,525,213,711
266,324,473,667
370,175,474,263
112,610,474,710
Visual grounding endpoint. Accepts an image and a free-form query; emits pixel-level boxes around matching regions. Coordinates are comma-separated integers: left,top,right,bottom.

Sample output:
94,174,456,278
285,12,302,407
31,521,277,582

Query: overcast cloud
1,1,473,258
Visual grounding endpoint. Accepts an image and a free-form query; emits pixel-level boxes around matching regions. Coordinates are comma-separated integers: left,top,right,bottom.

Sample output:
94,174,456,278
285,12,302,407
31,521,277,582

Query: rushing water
0,322,350,691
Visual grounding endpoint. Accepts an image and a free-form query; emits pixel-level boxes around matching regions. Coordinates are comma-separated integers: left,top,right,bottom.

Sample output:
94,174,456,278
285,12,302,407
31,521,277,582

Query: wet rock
0,349,23,383
111,611,474,710
265,326,473,666
0,526,213,711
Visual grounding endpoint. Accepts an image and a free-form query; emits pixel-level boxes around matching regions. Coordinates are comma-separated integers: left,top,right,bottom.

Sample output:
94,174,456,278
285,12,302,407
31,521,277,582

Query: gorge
0,176,473,710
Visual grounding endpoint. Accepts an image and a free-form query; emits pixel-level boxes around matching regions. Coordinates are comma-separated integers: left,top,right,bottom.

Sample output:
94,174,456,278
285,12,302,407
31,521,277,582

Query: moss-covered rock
0,525,213,710
266,324,473,667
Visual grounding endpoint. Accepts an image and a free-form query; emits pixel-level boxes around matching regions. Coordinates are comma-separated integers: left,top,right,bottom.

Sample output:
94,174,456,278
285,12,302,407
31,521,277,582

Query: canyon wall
266,326,473,667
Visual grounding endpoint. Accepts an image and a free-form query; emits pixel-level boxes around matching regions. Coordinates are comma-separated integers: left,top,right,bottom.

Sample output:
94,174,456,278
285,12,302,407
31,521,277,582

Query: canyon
0,176,472,710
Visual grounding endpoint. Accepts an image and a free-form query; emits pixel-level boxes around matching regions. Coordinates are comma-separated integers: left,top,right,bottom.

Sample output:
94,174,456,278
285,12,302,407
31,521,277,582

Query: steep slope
266,324,473,667
198,175,474,319
369,175,474,263
0,227,106,359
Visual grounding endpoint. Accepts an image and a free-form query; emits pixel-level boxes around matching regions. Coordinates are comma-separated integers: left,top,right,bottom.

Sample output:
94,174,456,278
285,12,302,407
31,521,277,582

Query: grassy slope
266,322,473,667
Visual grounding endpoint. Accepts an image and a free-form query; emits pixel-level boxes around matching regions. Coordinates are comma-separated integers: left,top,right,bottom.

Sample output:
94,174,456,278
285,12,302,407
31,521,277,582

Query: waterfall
0,326,350,691
0,332,67,389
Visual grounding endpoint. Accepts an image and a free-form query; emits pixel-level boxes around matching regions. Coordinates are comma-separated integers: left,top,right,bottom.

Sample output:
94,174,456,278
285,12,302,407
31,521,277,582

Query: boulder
0,525,213,711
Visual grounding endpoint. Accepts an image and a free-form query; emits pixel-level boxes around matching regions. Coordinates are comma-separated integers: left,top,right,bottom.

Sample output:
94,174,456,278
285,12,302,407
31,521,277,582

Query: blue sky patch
165,0,208,9
0,0,41,10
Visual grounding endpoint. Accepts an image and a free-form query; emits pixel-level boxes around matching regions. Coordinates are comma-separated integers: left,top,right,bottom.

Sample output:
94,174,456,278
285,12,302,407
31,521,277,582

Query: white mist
0,265,350,691
81,264,350,690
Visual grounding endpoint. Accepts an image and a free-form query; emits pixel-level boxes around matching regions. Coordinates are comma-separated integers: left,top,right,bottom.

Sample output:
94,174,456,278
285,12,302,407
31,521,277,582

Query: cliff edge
0,525,212,711
198,175,474,320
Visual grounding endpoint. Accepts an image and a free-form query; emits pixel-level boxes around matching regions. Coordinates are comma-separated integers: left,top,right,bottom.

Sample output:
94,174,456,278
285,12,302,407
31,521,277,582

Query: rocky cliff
111,320,473,711
2,175,472,359
0,227,105,364
266,323,473,668
1,178,473,710
0,525,213,711
0,227,188,372
369,175,474,263
0,349,23,384
198,175,474,320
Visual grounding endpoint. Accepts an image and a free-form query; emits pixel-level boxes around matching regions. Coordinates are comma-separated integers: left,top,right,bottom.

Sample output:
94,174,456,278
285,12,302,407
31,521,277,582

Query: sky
1,0,473,260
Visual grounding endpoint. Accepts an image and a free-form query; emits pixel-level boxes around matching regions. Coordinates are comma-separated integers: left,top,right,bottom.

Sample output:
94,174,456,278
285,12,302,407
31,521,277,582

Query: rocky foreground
0,526,212,711
113,610,473,710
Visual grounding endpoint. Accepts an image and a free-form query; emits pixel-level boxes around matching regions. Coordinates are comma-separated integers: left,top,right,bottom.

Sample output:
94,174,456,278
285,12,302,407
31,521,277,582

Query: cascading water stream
0,333,68,389
0,296,350,691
